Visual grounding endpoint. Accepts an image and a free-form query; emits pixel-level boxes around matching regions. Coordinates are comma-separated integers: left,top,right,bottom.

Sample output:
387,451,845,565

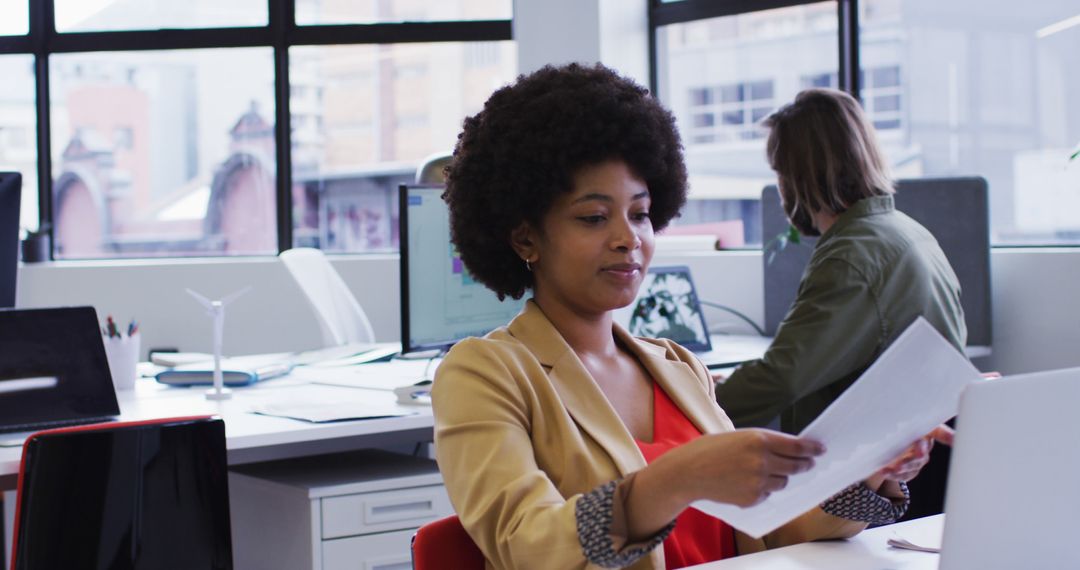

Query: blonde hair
764,88,893,231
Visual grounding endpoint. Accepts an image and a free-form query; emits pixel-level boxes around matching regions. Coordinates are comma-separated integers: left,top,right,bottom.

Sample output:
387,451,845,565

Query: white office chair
279,247,376,346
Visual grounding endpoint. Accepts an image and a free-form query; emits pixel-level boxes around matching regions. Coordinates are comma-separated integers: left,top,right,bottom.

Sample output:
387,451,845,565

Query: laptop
0,306,121,434
938,367,1080,569
615,266,771,368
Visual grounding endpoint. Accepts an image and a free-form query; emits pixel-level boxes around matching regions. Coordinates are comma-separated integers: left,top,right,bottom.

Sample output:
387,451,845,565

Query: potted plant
20,223,51,262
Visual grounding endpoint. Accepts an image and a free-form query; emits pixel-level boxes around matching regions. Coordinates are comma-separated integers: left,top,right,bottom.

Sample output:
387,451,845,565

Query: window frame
0,0,512,259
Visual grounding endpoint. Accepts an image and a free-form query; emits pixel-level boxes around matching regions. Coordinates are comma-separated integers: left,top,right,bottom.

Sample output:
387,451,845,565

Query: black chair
10,416,233,570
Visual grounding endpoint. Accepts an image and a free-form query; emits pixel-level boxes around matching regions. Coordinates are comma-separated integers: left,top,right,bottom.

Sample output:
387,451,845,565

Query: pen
106,316,119,338
128,320,138,336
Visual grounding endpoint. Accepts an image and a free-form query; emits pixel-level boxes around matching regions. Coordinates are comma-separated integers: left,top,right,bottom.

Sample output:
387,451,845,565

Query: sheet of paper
300,359,439,391
250,400,417,423
692,317,981,538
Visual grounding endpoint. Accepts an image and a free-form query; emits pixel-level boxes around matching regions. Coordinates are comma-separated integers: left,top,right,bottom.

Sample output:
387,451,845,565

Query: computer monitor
0,172,21,308
761,177,992,350
398,185,526,354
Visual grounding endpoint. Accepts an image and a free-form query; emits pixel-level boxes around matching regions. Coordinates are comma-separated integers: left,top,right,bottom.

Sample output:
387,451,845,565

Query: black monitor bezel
399,183,454,355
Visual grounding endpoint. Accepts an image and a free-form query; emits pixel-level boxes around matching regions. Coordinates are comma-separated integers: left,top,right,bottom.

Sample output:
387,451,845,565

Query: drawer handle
366,500,435,523
368,562,411,570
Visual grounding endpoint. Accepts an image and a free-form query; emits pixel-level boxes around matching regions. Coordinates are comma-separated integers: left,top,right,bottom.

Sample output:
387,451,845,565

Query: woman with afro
432,63,925,570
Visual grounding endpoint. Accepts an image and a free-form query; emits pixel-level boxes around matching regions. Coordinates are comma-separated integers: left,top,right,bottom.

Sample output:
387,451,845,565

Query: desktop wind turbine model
186,286,252,401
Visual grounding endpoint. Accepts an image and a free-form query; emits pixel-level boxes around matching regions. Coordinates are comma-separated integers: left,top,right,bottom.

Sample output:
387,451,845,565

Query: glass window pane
0,0,29,35
862,0,1080,244
0,55,37,232
50,48,276,259
874,94,901,112
656,2,838,246
296,0,512,26
290,41,517,253
55,0,267,32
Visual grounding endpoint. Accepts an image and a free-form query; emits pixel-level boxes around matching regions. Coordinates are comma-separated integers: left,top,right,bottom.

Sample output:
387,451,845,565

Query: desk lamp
186,286,251,400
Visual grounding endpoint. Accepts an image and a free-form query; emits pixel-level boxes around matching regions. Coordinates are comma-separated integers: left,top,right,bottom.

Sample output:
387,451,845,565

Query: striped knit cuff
576,479,676,568
821,481,910,524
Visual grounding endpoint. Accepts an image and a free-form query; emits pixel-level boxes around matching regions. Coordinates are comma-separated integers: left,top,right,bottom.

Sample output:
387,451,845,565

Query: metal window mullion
271,0,294,253
838,0,860,100
30,0,54,258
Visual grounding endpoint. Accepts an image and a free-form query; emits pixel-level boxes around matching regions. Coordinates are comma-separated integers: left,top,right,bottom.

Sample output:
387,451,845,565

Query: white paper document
250,400,417,423
693,317,981,538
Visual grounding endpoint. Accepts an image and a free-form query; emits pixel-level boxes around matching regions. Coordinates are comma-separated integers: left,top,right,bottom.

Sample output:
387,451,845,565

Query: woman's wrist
625,455,692,541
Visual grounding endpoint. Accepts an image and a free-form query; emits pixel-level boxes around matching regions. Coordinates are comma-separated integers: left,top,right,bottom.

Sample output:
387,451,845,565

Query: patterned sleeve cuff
576,479,676,568
821,481,910,525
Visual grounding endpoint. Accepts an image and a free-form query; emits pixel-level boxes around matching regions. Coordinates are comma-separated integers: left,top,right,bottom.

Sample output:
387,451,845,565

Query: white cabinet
230,449,452,570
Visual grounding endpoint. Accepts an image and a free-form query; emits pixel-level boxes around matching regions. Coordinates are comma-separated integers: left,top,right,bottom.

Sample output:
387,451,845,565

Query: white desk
2,370,436,564
686,515,944,569
0,372,434,490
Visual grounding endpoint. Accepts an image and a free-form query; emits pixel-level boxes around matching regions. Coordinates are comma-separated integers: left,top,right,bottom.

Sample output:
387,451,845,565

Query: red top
635,383,736,569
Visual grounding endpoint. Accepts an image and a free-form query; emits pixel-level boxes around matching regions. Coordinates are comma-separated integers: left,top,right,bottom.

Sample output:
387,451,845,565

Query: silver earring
525,258,532,272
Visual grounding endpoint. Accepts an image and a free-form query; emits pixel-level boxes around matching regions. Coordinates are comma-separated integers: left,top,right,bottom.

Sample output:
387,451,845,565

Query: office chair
411,514,485,570
9,416,233,570
279,247,377,346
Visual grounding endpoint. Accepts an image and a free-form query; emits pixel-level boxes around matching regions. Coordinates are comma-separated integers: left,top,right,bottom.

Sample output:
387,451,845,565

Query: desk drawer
321,485,451,539
322,528,414,570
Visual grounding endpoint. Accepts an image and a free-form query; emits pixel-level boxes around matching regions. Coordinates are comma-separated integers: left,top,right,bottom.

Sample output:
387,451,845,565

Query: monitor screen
0,172,21,308
399,185,526,354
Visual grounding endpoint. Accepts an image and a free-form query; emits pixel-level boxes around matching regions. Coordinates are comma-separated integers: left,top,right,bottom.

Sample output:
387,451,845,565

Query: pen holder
104,333,141,391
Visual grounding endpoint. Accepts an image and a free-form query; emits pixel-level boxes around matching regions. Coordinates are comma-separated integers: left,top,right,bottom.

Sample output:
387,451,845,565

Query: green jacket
715,195,967,433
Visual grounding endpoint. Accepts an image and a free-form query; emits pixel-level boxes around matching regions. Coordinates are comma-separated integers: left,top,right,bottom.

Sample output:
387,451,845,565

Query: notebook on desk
614,266,770,369
0,306,120,434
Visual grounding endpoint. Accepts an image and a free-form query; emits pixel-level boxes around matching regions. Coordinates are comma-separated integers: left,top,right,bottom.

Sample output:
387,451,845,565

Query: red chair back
412,514,485,570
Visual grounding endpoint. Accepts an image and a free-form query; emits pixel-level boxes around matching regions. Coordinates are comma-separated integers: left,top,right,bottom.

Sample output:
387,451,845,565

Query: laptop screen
0,306,120,432
617,266,712,353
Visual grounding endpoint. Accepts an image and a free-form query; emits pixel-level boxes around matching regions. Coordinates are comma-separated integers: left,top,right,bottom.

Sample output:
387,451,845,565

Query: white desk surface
0,369,434,490
686,514,944,569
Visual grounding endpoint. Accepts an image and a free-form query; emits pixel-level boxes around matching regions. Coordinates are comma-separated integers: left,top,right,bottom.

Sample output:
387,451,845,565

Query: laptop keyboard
0,415,117,435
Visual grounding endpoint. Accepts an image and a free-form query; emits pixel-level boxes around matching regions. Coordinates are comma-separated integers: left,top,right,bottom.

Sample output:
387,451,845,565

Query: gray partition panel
761,177,991,347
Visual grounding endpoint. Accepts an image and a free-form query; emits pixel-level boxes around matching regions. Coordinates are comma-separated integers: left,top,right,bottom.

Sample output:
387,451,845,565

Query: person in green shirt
715,88,967,435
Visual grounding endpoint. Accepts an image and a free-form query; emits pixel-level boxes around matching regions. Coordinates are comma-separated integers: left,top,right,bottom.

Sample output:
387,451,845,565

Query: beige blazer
432,301,864,570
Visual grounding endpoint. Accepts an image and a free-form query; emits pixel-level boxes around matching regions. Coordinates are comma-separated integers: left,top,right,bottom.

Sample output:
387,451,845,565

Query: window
654,2,839,245
0,0,28,36
0,55,37,232
861,0,1080,244
296,0,512,25
2,0,513,259
290,41,517,252
861,65,902,131
654,0,1080,247
53,0,267,32
685,80,776,144
50,49,276,258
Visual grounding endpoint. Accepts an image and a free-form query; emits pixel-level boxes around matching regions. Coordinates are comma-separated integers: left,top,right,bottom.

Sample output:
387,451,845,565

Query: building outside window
653,0,1080,246
2,0,514,258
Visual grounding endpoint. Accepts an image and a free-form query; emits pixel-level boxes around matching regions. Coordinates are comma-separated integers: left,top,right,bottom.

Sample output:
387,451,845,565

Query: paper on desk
250,400,417,423
693,317,981,538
